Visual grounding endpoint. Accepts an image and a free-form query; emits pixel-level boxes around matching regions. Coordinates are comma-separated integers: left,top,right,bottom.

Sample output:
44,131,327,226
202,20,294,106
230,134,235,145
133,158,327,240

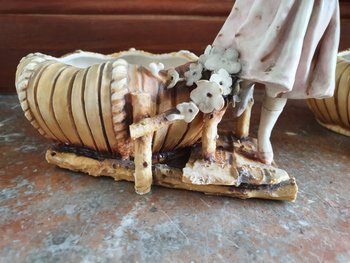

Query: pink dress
213,0,340,99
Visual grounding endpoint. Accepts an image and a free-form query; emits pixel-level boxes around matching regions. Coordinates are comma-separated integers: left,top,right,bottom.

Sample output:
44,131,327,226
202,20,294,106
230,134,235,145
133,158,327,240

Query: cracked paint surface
0,93,350,262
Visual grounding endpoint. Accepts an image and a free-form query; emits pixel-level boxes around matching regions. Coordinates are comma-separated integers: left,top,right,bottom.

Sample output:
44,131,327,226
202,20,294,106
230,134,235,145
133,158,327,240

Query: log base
46,134,298,201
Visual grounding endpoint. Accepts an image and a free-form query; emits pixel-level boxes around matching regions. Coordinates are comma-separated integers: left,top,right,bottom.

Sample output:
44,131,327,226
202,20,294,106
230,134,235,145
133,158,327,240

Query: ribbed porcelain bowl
307,50,350,136
15,49,203,158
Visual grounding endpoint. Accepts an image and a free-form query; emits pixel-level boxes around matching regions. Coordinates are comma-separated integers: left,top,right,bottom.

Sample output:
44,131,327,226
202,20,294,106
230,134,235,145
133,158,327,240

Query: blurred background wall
1,0,350,93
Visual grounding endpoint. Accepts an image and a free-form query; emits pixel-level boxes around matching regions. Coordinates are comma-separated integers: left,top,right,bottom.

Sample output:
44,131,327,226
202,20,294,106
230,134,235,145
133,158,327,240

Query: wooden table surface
1,93,350,262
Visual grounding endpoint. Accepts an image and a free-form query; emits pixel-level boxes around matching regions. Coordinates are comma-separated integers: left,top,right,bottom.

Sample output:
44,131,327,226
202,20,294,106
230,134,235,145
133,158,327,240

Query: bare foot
257,139,273,164
257,151,273,165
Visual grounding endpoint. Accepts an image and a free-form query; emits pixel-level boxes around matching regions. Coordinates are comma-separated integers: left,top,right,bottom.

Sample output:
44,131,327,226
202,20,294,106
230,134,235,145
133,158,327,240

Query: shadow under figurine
14,1,341,201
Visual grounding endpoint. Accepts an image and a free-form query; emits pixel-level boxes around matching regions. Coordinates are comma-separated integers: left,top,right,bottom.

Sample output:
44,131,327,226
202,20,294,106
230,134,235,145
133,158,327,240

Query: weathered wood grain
1,1,350,93
0,14,225,93
0,0,232,16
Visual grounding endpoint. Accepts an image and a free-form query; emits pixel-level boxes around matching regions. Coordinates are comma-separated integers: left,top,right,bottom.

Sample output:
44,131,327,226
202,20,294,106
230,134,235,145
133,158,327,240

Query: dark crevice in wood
50,66,72,143
66,69,83,145
31,62,58,139
98,63,112,154
81,67,99,151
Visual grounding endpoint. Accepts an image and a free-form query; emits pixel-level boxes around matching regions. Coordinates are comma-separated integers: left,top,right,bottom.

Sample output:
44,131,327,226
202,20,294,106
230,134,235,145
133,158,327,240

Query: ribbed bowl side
153,85,204,153
18,56,127,155
17,52,205,158
125,65,204,154
69,61,128,156
307,54,350,136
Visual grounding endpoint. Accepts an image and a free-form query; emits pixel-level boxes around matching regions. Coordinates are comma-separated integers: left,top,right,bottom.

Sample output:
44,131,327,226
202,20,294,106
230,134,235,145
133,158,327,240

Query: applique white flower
184,63,203,86
212,46,225,55
224,48,239,61
166,102,199,123
190,80,225,113
198,45,212,65
209,68,233,96
204,45,212,55
202,46,241,74
166,68,180,89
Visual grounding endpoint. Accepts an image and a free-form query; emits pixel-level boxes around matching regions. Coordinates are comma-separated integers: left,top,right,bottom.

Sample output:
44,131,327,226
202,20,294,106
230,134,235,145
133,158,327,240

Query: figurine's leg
202,107,227,161
258,95,287,164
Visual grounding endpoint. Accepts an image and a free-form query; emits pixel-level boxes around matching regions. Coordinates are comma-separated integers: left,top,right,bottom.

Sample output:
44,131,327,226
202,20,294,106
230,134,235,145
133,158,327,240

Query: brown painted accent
84,64,110,152
100,62,119,155
67,71,82,145
333,62,350,127
49,67,72,143
159,86,177,152
307,99,328,124
346,73,350,126
36,64,69,142
27,62,58,139
73,67,98,151
314,98,333,125
173,122,191,149
260,0,299,64
337,65,350,127
97,63,113,154
322,99,335,124
151,78,163,150
152,83,172,153
52,67,82,145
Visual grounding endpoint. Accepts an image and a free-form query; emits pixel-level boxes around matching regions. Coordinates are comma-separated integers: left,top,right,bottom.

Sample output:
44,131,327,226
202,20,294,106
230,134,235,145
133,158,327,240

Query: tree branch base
46,134,298,201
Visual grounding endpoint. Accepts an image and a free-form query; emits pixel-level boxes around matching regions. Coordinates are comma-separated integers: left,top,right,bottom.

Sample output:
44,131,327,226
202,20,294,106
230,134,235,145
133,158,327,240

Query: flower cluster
167,68,180,89
209,69,232,96
184,63,203,86
165,44,243,116
199,45,241,74
188,45,241,113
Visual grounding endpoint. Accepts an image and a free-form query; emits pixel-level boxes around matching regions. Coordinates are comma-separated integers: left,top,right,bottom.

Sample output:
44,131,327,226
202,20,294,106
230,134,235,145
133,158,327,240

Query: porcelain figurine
213,0,340,164
15,1,340,201
15,48,298,201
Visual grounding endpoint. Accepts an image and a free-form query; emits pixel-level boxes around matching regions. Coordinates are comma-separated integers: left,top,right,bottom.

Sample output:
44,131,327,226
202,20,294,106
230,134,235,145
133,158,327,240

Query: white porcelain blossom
177,101,199,122
198,45,212,65
184,63,203,86
190,80,225,113
224,48,239,61
200,45,241,74
166,102,199,123
209,68,233,96
166,68,180,89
